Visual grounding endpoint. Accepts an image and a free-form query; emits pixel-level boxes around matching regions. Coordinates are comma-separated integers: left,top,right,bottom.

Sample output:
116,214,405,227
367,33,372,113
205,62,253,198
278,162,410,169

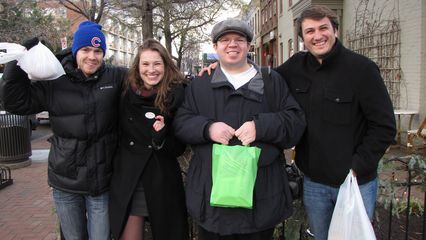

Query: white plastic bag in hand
18,42,65,80
0,41,65,80
328,170,376,240
0,43,26,64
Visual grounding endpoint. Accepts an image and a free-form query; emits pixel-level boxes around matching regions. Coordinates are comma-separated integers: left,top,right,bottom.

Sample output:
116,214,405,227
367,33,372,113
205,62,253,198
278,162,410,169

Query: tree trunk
163,9,172,55
142,0,153,40
176,32,187,69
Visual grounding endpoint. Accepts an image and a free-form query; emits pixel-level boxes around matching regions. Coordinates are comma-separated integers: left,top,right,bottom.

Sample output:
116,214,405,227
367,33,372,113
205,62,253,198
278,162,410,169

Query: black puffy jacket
0,49,127,196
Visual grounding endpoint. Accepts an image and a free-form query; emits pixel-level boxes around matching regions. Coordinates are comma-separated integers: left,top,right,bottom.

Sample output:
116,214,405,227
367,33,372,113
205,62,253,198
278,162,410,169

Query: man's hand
22,37,40,50
235,121,256,145
209,122,235,145
198,62,218,76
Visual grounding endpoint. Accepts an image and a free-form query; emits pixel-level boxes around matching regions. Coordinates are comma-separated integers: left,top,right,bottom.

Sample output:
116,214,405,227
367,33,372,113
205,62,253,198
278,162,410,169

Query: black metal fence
59,151,425,240
374,155,425,240
179,153,425,240
0,165,13,189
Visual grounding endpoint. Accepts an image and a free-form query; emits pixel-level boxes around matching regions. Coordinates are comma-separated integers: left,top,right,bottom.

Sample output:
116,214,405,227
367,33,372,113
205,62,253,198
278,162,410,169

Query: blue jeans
303,176,377,240
52,188,110,240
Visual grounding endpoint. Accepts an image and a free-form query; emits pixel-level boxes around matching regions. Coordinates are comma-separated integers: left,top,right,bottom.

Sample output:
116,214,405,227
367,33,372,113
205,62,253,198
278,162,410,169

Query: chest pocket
323,89,353,125
292,83,310,110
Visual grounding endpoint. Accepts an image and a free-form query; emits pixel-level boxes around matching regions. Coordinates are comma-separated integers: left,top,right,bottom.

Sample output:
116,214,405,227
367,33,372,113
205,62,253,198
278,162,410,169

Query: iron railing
0,165,13,189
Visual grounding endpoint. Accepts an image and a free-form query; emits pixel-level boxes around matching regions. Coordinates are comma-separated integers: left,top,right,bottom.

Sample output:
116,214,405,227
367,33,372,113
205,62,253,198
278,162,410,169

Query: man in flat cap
174,19,306,239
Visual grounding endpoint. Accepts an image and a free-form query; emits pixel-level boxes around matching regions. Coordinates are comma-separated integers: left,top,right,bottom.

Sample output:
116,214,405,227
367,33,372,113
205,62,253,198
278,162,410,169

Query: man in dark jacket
0,21,127,240
174,19,306,240
275,6,396,240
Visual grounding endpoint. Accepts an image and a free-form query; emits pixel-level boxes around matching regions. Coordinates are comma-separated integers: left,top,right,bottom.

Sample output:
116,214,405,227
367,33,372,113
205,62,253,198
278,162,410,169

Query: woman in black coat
109,39,188,240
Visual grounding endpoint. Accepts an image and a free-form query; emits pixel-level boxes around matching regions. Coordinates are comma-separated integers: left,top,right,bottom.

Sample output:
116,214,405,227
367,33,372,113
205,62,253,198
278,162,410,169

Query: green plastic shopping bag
210,144,261,208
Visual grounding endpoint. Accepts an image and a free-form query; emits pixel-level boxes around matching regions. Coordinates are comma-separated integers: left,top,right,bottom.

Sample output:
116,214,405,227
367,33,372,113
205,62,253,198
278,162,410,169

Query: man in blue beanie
0,20,127,240
72,21,107,57
71,21,107,78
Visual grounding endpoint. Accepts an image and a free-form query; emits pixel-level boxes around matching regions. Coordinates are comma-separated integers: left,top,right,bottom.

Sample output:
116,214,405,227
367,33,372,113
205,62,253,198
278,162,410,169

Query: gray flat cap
211,19,253,43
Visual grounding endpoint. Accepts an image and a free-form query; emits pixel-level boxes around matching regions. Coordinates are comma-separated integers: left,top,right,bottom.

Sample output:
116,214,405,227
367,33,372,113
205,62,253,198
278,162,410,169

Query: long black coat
109,85,188,240
173,65,306,234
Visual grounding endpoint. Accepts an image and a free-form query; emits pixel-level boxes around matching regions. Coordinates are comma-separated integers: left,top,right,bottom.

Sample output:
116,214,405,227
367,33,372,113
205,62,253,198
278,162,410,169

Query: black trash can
0,111,32,163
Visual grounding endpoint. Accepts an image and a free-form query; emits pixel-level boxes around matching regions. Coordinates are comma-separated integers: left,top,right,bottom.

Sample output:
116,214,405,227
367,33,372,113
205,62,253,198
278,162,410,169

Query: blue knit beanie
72,21,106,57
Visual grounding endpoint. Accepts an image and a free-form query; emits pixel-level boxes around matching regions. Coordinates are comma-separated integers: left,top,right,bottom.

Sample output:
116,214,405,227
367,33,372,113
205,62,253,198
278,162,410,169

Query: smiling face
301,17,337,63
213,33,250,70
139,49,164,90
76,46,103,77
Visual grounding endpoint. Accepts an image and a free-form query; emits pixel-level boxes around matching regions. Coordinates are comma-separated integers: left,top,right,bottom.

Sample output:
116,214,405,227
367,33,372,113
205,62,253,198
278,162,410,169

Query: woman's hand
198,62,218,76
153,115,165,132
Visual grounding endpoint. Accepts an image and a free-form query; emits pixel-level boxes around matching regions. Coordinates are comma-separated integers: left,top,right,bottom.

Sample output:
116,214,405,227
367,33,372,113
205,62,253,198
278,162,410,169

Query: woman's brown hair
124,39,185,115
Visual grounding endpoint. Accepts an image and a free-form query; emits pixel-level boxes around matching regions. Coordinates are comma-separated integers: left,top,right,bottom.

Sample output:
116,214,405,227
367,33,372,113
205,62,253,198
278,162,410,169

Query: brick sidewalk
0,131,423,239
0,132,57,240
0,161,57,240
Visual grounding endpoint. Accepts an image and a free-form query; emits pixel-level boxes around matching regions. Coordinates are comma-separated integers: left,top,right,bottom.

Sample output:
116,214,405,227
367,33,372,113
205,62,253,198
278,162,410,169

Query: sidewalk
0,133,423,239
0,136,57,240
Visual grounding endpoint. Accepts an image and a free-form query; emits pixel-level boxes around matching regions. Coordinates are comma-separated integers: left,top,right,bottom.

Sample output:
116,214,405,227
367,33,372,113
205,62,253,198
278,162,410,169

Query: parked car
36,111,49,122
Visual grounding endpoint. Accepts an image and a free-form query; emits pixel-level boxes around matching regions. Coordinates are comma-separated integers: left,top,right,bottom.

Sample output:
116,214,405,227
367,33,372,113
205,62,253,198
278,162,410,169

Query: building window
257,10,260,33
263,9,265,25
289,0,292,8
266,7,269,21
280,42,283,64
288,39,294,57
280,0,283,14
273,0,277,15
255,13,258,34
297,38,304,52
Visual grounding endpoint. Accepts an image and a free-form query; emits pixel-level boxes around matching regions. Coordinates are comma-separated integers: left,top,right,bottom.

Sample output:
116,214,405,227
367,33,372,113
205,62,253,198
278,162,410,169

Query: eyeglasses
217,38,248,45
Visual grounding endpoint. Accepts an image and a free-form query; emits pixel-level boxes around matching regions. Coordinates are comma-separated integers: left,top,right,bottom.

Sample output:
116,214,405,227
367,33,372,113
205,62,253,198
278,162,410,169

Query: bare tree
58,0,107,23
110,0,195,43
97,0,245,68
141,0,154,39
156,0,245,63
173,28,206,70
109,0,154,40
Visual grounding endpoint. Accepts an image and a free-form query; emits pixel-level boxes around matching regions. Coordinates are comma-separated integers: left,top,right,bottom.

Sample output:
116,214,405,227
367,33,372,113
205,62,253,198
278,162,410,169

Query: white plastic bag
0,41,65,80
0,43,26,63
18,42,65,80
328,170,376,240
